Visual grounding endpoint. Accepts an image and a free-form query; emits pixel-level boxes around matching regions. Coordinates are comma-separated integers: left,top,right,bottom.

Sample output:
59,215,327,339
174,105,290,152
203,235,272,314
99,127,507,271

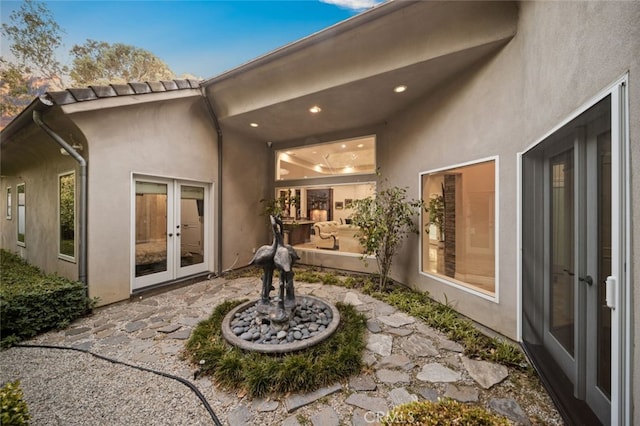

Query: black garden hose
14,343,223,426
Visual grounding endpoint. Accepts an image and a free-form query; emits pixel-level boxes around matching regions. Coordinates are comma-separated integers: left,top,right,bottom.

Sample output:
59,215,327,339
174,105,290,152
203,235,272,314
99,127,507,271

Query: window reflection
59,173,75,258
421,160,496,295
276,136,375,181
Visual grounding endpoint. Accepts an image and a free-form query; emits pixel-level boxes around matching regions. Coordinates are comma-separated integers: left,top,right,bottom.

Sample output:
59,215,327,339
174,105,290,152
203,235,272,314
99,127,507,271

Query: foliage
350,184,423,291
184,300,367,397
1,0,66,83
381,399,509,426
0,0,66,116
0,380,30,425
0,250,94,347
59,173,75,256
69,39,175,86
426,194,445,240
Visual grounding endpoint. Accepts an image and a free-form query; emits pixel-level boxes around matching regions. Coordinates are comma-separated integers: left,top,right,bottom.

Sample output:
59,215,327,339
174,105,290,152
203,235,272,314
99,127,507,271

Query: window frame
6,186,11,219
419,156,499,302
58,171,76,262
16,183,25,247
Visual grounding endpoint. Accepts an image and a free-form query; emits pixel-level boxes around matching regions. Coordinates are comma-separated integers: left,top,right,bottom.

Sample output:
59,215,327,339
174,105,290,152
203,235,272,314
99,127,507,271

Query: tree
69,40,175,86
350,184,423,292
1,0,66,117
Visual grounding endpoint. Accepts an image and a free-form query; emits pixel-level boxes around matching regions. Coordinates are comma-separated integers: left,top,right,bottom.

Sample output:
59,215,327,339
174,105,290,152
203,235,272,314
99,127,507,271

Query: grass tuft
184,300,367,397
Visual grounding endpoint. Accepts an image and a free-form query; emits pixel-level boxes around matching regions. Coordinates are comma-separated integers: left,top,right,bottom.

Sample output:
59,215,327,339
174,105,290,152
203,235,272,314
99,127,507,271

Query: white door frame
518,74,630,425
131,175,211,291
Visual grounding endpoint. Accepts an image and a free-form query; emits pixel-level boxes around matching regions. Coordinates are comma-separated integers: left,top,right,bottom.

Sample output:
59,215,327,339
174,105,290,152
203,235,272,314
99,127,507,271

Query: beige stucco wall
0,130,80,281
219,128,272,270
66,93,218,305
378,1,639,344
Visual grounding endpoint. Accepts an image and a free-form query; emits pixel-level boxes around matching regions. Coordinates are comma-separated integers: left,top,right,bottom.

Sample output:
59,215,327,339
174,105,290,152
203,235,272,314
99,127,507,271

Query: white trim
16,182,25,247
516,152,523,342
418,155,499,303
5,186,11,220
57,171,76,263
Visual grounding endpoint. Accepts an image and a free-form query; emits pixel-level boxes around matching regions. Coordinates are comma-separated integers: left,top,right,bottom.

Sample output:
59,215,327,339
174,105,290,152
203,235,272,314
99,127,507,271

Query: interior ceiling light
309,105,322,114
357,144,364,148
341,144,347,148
393,85,407,93
250,122,259,127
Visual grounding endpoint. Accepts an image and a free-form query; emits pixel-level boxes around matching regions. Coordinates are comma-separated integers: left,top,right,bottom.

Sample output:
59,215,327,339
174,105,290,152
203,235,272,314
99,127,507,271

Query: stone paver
366,333,392,356
416,362,462,383
16,275,561,426
462,357,508,389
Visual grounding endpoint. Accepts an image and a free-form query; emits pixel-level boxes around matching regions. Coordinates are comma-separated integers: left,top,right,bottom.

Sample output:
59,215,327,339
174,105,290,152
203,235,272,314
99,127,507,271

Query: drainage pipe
201,89,223,275
32,110,88,294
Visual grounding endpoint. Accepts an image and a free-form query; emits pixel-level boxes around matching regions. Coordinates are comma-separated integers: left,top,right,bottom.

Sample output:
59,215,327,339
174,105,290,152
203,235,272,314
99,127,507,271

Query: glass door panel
177,184,207,277
134,181,173,287
549,149,575,356
596,133,612,398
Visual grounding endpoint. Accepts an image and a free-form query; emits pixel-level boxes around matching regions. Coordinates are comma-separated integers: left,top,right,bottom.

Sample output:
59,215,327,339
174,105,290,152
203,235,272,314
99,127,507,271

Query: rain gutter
32,107,89,293
201,88,223,275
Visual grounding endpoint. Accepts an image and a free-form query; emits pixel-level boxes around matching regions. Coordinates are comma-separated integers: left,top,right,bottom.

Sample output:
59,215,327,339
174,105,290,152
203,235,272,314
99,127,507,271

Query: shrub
0,250,94,346
184,300,367,397
0,380,30,425
381,399,509,426
350,184,423,292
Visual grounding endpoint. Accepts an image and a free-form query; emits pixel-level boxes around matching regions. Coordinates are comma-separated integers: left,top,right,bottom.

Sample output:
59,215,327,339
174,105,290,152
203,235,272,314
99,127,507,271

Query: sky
1,0,385,80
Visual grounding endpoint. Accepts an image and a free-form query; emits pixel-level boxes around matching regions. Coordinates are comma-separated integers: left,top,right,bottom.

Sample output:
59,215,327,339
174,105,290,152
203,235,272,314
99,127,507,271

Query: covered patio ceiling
203,1,518,143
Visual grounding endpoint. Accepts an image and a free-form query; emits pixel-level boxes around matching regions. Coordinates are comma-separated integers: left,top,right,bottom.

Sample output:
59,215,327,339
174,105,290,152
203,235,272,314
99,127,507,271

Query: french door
133,177,209,290
544,108,611,423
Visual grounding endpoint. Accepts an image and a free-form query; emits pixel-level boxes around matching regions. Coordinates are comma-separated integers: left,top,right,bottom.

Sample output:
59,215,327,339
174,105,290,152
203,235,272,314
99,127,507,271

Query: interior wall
377,1,639,340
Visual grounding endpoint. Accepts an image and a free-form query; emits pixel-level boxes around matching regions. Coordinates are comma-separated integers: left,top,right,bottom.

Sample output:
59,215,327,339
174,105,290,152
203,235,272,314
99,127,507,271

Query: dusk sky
1,0,385,80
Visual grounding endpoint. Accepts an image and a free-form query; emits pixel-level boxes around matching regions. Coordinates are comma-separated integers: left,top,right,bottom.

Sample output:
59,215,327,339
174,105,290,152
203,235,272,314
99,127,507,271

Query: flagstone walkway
0,275,563,425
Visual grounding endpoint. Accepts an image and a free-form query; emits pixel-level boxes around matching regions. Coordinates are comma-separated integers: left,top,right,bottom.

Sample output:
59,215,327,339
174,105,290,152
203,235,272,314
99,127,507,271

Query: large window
17,183,25,245
59,172,75,259
421,159,497,296
273,136,377,255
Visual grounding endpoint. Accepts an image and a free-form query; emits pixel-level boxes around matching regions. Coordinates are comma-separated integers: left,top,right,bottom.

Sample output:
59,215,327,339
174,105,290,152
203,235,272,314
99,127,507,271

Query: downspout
201,88,223,275
32,109,89,294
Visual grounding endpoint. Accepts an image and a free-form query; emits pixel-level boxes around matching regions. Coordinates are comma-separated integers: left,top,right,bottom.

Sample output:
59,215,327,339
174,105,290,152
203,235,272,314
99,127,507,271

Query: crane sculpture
248,215,299,321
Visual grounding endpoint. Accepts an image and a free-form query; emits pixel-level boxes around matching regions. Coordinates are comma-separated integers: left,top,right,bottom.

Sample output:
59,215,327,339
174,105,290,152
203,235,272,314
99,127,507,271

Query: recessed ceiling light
357,144,364,148
250,122,259,127
309,105,322,114
341,144,347,149
393,85,407,93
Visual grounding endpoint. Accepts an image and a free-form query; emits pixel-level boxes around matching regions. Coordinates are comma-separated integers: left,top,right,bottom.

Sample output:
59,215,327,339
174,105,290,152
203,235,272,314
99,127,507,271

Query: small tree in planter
350,185,423,292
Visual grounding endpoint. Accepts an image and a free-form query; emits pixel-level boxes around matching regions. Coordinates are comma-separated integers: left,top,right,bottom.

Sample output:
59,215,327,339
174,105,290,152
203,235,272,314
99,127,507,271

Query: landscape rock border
221,295,341,353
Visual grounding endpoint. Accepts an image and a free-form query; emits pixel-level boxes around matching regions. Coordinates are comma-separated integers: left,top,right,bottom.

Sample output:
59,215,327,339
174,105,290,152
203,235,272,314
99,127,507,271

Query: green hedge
0,380,30,425
0,250,94,346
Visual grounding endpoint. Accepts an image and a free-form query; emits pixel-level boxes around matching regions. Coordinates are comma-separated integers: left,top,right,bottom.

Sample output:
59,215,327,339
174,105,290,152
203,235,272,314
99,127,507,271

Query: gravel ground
0,347,217,426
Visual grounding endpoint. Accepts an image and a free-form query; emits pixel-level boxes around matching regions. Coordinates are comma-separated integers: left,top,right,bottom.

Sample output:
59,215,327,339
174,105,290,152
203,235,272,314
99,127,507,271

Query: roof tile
147,81,166,92
111,84,135,96
161,80,178,91
129,82,152,94
67,88,98,102
46,91,78,105
174,79,190,89
91,86,118,98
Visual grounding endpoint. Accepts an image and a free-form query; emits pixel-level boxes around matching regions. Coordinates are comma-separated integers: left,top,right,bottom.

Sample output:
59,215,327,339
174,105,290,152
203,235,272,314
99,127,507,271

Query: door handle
579,275,593,286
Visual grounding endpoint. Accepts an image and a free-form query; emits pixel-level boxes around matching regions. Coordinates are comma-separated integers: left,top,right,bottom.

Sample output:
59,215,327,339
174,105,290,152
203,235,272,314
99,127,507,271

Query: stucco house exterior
1,1,638,424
